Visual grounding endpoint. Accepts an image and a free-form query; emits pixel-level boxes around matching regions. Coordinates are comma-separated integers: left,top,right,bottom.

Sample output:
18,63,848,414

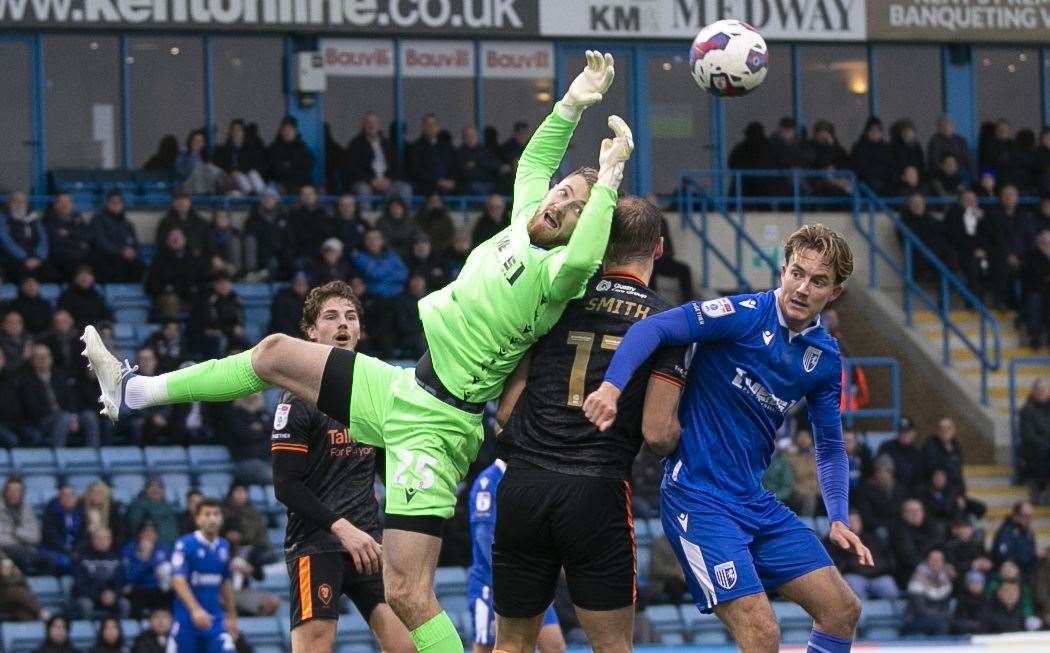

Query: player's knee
540,637,566,653
384,577,429,624
251,333,287,381
839,592,862,630
743,615,779,646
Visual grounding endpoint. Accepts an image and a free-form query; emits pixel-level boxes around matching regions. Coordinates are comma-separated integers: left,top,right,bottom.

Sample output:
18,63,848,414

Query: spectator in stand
377,198,419,260
0,191,51,281
918,468,966,527
804,120,850,186
896,166,929,197
351,229,407,357
145,228,207,320
761,441,794,502
851,116,896,196
0,310,30,372
827,511,897,599
924,416,966,492
843,429,872,491
41,310,80,375
218,392,272,485
1019,377,1050,494
0,349,21,447
267,271,309,337
343,111,411,208
0,548,43,621
893,499,945,588
142,135,178,174
945,188,1010,307
18,343,100,447
32,615,79,653
0,476,46,574
121,520,172,617
928,114,974,179
727,121,771,198
81,481,125,547
188,271,246,359
126,477,178,545
267,116,315,193
973,168,999,202
174,129,224,195
766,117,804,199
242,187,293,282
41,484,84,575
443,232,471,280
890,119,925,176
993,501,1038,578
945,518,993,583
57,266,112,330
984,119,1026,188
988,184,1036,290
335,193,369,254
73,526,128,618
856,455,909,539
899,192,957,280
121,348,173,446
1036,128,1050,196
143,320,186,374
44,193,95,281
457,124,500,196
155,191,211,260
310,237,352,286
648,535,687,605
92,189,143,284
930,154,968,200
902,548,954,636
212,119,267,195
1035,196,1050,235
406,113,457,195
983,578,1028,634
952,569,988,635
1035,545,1050,628
221,483,274,568
500,121,529,170
649,194,696,301
472,193,509,246
8,274,54,335
415,192,455,256
984,559,1042,633
876,416,924,491
1015,129,1039,194
205,210,243,278
176,490,201,536
131,609,171,653
88,616,125,653
289,184,336,264
785,428,819,517
406,234,448,292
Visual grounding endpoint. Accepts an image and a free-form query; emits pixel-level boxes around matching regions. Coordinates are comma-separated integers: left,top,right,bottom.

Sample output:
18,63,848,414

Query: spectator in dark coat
44,193,96,281
130,609,171,653
219,393,273,486
930,154,968,200
342,112,411,208
267,271,309,337
18,344,100,447
92,190,144,283
471,194,508,246
57,266,112,330
243,187,294,281
7,275,54,335
988,184,1037,297
902,548,953,636
827,511,898,599
981,577,1028,634
376,198,419,260
406,234,448,293
414,193,456,257
125,478,177,545
917,468,968,527
896,166,930,197
923,416,966,492
121,521,172,617
804,120,853,201
928,114,973,179
992,501,1038,578
41,484,84,575
145,228,208,320
984,119,1026,188
1019,377,1050,490
188,271,246,359
406,113,457,195
890,119,925,178
854,455,909,539
0,311,30,373
899,193,957,280
766,117,805,198
310,238,353,287
155,192,212,260
142,320,186,374
945,518,993,582
335,193,369,253
289,184,337,264
73,526,128,618
88,616,126,653
944,189,1010,307
0,547,43,621
952,569,988,634
875,416,924,491
892,499,945,588
0,349,22,447
267,116,315,193
205,210,243,278
32,615,80,653
500,121,529,168
212,119,267,195
81,482,125,555
728,121,771,197
851,116,896,196
456,125,501,196
1036,128,1050,196
0,191,51,281
142,135,178,174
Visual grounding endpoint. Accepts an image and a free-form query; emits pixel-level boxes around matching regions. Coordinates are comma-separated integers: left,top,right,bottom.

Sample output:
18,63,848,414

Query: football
689,19,769,97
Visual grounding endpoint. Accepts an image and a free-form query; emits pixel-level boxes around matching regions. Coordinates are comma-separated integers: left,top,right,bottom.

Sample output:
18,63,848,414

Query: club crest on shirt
803,346,822,373
714,561,737,590
273,403,291,430
701,298,735,318
318,583,332,605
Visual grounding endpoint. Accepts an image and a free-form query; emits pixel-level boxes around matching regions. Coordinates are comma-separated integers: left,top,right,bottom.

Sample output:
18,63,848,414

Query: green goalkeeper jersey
418,103,617,403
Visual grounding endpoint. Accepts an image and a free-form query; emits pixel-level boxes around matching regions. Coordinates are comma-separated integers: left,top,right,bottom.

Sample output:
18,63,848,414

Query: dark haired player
270,280,413,653
492,196,688,653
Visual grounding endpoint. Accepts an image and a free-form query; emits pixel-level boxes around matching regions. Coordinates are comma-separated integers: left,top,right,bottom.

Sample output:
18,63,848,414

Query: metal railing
841,357,900,430
678,169,1001,406
1008,356,1050,483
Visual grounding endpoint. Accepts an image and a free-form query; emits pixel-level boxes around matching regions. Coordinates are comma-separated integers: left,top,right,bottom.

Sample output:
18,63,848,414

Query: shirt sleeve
649,344,690,388
271,396,340,530
544,184,618,302
808,355,849,525
511,103,579,225
170,538,188,578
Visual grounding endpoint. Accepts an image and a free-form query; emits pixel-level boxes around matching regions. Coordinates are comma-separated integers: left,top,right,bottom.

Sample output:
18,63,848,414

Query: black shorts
287,550,385,629
492,461,636,617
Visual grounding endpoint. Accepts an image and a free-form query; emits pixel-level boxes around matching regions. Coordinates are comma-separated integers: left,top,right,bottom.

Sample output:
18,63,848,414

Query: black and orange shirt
271,391,380,560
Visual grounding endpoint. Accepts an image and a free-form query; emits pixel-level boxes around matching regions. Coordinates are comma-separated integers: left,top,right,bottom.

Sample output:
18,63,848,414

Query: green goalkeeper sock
125,348,270,408
409,611,462,653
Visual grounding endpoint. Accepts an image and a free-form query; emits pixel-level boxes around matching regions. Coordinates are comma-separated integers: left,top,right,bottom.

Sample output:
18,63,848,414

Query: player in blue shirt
170,497,238,653
468,460,563,653
584,225,872,653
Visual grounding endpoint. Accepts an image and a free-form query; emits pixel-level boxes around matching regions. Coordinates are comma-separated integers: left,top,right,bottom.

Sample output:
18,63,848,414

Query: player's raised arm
545,116,633,301
513,51,615,223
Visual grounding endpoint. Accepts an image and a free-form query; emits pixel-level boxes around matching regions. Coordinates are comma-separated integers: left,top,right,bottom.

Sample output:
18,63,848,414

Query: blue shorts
170,617,235,653
660,480,832,613
469,585,558,645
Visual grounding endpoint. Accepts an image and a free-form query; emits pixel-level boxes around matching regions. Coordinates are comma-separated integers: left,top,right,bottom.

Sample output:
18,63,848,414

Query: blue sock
807,629,852,653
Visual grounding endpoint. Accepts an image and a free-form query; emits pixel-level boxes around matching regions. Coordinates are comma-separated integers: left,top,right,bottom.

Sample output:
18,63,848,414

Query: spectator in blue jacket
352,229,408,299
73,526,128,618
0,191,51,281
121,520,172,617
993,500,1038,579
41,484,84,575
93,190,144,283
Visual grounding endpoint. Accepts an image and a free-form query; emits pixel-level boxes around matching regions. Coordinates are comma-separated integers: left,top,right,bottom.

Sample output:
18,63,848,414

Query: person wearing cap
188,270,246,359
851,116,896,196
268,272,311,338
311,238,352,287
93,189,144,283
156,191,212,261
267,115,316,193
876,416,925,491
126,476,179,545
243,186,294,281
950,568,987,634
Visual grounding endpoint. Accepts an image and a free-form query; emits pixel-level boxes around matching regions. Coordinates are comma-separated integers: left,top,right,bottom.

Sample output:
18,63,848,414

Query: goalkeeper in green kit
81,51,633,653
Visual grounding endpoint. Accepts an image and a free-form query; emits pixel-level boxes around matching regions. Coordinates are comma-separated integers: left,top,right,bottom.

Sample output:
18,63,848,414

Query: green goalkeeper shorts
324,351,483,520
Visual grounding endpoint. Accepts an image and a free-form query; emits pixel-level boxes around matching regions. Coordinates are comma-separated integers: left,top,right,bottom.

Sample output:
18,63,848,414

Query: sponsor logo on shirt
190,572,224,587
677,512,689,532
328,428,374,457
731,367,796,414
762,330,774,346
701,298,735,318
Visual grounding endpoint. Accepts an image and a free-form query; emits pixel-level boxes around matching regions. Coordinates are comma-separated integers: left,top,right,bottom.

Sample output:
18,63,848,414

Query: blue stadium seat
105,283,149,307
659,632,687,645
781,625,812,644
113,322,136,340
647,517,662,538
188,445,233,473
115,307,149,324
646,604,685,637
442,593,468,620
144,446,189,473
161,472,191,504
24,475,57,506
234,283,273,304
334,610,372,646
268,528,284,550
55,447,102,475
199,471,233,493
0,448,12,475
120,619,142,640
100,446,145,473
246,306,271,329
111,473,146,504
66,474,101,494
2,621,45,653
636,546,651,593
772,600,811,628
434,567,467,597
40,284,61,302
681,606,729,645
26,576,64,610
635,517,651,545
249,485,267,506
258,565,289,593
860,598,899,640
134,323,161,342
69,620,96,649
237,617,283,649
11,448,58,475
0,283,16,300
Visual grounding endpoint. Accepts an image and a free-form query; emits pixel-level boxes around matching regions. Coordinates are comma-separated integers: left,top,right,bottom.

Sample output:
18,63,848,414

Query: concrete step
967,475,1015,488
968,487,1030,509
920,324,1021,342
964,464,1014,477
912,309,1016,324
983,505,1050,520
951,346,1046,362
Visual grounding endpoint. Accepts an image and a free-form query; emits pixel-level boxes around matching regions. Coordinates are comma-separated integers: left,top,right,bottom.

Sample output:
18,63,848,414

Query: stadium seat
55,447,102,475
0,448,12,475
134,323,161,342
635,517,651,545
2,621,45,653
0,283,16,300
40,284,61,302
160,472,191,504
860,598,899,640
100,446,146,473
11,448,58,475
442,593,468,620
659,632,687,645
258,564,289,593
69,620,96,649
246,306,271,329
646,604,684,637
434,566,468,597
111,473,146,503
120,619,142,640
24,475,57,506
268,528,284,550
334,610,373,646
781,625,811,643
238,617,283,649
144,446,190,473
682,606,729,645
66,474,101,494
772,600,811,628
26,576,64,610
115,307,150,324
188,445,233,473
234,283,273,304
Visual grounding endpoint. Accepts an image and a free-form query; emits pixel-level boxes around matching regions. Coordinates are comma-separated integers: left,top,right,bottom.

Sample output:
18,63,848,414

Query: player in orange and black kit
270,280,414,653
492,196,689,653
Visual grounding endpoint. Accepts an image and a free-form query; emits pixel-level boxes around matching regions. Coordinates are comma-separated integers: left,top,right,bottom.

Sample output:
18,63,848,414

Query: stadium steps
963,464,1050,548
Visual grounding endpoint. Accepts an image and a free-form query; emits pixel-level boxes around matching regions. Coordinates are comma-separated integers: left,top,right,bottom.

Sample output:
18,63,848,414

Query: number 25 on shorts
393,449,438,491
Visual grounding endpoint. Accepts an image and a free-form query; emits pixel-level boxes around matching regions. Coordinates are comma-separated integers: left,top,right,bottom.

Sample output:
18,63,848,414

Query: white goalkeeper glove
597,115,634,190
558,50,615,122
